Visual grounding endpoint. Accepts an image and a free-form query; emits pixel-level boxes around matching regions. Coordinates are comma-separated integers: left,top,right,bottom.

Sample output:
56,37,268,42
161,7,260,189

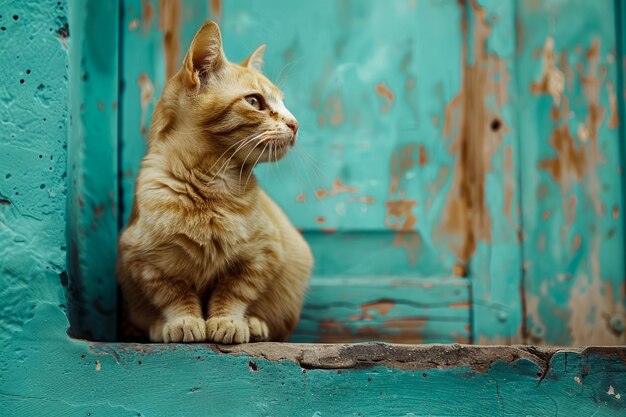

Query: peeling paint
315,178,358,200
385,200,417,231
389,143,416,196
418,144,428,166
539,40,606,215
210,0,222,22
531,37,565,105
137,73,155,137
568,239,626,345
375,81,395,113
440,0,509,262
159,0,181,80
141,0,154,33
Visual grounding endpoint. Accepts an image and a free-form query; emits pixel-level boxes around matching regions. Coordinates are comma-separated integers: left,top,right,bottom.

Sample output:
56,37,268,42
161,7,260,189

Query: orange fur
117,21,312,343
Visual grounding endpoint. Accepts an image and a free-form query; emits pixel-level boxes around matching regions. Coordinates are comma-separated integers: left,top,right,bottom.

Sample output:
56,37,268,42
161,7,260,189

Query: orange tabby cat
117,21,313,344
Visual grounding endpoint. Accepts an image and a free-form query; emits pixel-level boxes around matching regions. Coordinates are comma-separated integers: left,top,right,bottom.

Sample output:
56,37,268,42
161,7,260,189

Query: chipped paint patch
137,73,155,137
210,0,222,22
531,37,565,105
347,196,375,204
375,81,394,112
141,0,154,33
567,238,626,345
315,178,358,200
418,144,428,166
389,144,416,195
440,0,509,262
159,0,181,80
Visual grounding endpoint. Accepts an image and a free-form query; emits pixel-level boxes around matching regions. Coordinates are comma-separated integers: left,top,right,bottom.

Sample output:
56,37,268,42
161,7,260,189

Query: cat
117,20,313,344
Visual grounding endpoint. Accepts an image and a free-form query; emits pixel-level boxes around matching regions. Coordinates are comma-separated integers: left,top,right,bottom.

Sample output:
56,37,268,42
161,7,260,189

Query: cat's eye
245,94,264,111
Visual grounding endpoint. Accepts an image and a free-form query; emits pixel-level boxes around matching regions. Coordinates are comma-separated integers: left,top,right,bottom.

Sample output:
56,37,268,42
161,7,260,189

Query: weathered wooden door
117,0,625,346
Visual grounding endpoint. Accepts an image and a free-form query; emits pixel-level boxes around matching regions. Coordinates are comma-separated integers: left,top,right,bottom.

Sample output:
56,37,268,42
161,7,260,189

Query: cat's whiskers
238,136,269,192
206,132,265,174
206,132,267,186
244,142,270,191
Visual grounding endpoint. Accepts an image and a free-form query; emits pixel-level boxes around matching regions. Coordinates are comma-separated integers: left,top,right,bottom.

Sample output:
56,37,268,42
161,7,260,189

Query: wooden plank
292,276,471,343
449,0,525,344
517,0,626,345
66,0,120,340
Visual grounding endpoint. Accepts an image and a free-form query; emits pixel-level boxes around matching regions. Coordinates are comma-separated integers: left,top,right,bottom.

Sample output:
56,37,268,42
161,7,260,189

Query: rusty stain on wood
159,0,181,80
540,39,606,215
352,300,396,321
389,143,415,195
137,73,155,137
418,144,428,166
375,81,395,113
440,0,508,263
538,104,585,191
141,0,154,33
385,200,417,231
210,0,222,22
315,178,358,200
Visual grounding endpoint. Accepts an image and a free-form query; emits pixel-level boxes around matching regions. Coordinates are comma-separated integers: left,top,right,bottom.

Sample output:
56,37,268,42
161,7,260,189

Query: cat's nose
285,119,298,135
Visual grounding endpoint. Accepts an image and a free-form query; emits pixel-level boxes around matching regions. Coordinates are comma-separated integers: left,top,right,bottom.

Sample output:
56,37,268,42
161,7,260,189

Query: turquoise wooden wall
1,1,626,416
110,0,626,346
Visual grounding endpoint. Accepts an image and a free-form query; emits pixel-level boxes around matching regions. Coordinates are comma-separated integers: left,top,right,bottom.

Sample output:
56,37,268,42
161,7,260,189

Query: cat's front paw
206,316,250,344
162,316,207,343
246,316,269,342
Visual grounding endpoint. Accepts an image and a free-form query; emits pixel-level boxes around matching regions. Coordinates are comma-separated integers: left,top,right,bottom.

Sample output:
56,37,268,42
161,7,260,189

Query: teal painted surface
459,0,524,344
0,0,69,340
67,0,119,340
295,277,470,343
114,0,626,345
3,305,626,416
517,0,626,345
1,1,626,416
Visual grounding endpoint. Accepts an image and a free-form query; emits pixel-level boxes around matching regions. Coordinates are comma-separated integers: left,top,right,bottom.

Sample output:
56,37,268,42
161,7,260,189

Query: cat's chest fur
126,193,275,287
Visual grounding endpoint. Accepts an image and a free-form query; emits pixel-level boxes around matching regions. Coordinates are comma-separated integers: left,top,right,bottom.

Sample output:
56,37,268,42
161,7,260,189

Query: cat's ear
182,20,227,88
241,44,267,72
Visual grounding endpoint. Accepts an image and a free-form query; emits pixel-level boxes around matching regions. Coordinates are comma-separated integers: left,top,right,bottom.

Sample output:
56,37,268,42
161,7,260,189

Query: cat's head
151,20,297,167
